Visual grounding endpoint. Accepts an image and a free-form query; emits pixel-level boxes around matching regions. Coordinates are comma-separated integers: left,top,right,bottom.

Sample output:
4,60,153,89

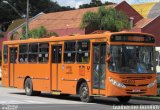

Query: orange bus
2,31,157,103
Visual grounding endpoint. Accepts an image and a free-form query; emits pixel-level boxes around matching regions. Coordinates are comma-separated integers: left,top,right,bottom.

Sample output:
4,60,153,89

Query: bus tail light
109,77,126,88
147,80,157,88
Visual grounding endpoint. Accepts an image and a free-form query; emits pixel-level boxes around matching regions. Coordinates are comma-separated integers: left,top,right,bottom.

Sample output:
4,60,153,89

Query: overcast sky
53,0,160,8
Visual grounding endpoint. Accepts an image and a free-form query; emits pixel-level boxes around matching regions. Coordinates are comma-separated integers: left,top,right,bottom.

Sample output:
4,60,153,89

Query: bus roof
3,31,155,45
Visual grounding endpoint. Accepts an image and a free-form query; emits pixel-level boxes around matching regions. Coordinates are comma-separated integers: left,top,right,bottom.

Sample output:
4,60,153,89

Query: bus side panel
57,64,72,94
2,64,9,87
56,64,71,93
14,64,51,92
58,64,91,95
13,64,18,88
2,45,9,87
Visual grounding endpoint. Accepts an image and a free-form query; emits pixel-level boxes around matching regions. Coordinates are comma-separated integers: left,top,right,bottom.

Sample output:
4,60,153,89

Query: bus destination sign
111,34,155,43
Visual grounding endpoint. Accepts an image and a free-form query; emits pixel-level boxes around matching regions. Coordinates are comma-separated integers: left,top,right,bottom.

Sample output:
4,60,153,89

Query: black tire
25,78,34,96
79,82,93,103
117,96,131,103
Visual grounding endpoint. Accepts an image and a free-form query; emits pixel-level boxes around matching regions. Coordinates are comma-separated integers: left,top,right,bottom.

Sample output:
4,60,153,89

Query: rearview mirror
107,45,110,55
106,55,111,62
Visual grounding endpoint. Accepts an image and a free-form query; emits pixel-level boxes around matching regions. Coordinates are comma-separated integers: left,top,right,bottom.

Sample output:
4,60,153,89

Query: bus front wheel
117,96,131,103
25,78,34,96
79,82,93,103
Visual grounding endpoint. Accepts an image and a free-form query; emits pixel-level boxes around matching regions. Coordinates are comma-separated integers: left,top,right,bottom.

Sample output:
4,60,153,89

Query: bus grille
126,89,146,94
126,92,145,94
124,84,148,87
120,76,152,80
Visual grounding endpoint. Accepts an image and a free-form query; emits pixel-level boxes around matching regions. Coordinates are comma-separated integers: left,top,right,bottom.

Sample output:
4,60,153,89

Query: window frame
19,44,28,63
76,40,90,64
64,41,76,63
63,40,90,64
38,42,49,63
3,45,8,64
28,43,39,63
52,45,62,63
10,47,18,64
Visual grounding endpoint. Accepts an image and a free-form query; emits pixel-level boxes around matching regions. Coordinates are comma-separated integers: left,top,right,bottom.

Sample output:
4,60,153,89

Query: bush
48,32,59,37
11,26,59,40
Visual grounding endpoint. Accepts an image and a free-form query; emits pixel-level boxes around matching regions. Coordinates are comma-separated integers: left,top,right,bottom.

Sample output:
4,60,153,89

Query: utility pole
26,0,29,38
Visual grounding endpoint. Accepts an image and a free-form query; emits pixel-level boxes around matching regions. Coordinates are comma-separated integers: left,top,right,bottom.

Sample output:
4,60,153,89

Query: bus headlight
147,80,157,88
109,77,126,88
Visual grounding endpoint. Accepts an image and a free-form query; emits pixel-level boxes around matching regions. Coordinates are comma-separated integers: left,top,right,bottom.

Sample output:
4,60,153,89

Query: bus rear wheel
24,78,41,96
79,82,93,103
117,96,131,103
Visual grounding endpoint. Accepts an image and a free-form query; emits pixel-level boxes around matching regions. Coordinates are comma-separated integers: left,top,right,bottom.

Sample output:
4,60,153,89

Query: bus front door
51,45,62,91
92,43,106,95
9,47,18,87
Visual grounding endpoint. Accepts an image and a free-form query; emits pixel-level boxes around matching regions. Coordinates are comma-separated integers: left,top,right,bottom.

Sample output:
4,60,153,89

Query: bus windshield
109,45,155,74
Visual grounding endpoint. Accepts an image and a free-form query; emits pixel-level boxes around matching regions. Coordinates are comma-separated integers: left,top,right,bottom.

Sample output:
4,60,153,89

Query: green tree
90,0,102,6
27,26,47,39
79,0,114,9
80,6,130,32
0,0,74,31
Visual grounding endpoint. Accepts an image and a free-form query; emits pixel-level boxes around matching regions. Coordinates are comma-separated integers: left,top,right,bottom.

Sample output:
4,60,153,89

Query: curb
132,96,160,102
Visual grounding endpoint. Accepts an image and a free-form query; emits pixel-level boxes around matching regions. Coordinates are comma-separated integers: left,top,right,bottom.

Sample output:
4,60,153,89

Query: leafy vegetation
47,32,59,37
10,26,58,40
29,26,47,39
80,6,130,32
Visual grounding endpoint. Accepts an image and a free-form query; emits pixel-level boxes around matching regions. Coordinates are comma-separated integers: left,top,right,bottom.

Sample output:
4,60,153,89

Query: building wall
48,28,85,36
142,16,160,46
130,28,142,32
115,1,143,24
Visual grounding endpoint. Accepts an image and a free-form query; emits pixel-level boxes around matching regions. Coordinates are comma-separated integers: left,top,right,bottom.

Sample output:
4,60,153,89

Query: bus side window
77,40,90,63
156,51,160,66
39,43,49,63
3,45,8,64
158,51,160,66
19,44,28,63
64,41,76,63
28,43,38,63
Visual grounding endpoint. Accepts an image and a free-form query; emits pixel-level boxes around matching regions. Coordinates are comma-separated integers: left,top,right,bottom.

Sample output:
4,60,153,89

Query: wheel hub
26,83,31,93
82,87,88,99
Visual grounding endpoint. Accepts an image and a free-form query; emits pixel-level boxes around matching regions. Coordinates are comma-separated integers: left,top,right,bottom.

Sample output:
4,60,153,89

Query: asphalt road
0,81,160,110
